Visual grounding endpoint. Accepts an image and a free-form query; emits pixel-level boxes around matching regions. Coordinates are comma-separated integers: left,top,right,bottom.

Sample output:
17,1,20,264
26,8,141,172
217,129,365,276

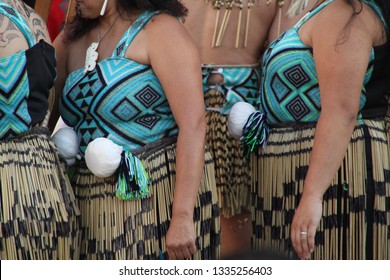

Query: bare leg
220,210,252,258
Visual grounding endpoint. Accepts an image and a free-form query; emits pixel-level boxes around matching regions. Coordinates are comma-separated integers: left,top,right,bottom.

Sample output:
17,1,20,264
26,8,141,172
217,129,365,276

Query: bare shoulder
145,12,185,29
0,12,25,54
142,12,196,51
14,1,51,43
142,12,199,63
126,11,199,66
309,0,380,43
53,30,67,50
0,3,30,55
314,0,358,23
314,0,381,29
144,12,188,36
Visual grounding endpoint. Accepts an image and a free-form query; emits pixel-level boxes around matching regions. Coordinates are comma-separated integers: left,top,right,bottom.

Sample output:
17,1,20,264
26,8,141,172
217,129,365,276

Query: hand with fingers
166,215,197,260
291,193,323,260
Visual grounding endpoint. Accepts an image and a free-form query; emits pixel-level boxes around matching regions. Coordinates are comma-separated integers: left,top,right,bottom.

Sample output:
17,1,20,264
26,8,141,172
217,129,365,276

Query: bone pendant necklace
84,42,99,74
84,16,121,74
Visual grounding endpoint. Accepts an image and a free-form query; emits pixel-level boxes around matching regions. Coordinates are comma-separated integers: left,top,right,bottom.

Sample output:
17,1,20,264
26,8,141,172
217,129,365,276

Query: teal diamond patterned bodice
60,11,179,154
258,0,374,124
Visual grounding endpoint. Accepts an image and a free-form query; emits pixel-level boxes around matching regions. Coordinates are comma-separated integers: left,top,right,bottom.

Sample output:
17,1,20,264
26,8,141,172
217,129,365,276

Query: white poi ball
51,127,79,165
228,102,256,140
85,138,123,178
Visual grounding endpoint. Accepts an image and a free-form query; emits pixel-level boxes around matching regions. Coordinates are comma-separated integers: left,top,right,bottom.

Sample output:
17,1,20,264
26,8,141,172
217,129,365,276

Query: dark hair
22,0,36,8
64,0,188,42
347,1,390,39
322,0,390,46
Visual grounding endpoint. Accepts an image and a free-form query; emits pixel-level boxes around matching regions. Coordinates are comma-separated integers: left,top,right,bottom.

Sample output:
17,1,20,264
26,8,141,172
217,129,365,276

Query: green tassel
342,181,349,192
159,249,165,260
240,111,269,159
115,151,150,200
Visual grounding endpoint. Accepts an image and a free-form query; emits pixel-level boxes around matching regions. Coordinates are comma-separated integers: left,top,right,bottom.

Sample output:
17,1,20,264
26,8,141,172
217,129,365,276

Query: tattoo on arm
32,18,44,29
0,15,21,48
32,18,47,41
14,1,48,41
20,1,31,17
34,29,45,40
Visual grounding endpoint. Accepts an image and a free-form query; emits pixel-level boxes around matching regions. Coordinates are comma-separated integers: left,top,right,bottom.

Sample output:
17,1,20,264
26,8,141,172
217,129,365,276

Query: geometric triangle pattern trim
202,66,261,114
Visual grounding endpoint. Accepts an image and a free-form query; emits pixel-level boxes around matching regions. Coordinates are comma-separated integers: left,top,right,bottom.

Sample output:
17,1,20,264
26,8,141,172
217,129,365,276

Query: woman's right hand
166,214,197,260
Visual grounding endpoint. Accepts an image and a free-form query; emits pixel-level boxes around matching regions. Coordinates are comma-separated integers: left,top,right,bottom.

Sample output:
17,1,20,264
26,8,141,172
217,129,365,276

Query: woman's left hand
166,215,197,260
291,193,323,260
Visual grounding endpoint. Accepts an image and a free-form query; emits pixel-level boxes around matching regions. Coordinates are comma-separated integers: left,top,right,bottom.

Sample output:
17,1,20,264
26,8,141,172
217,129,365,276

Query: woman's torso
60,11,179,154
259,0,387,125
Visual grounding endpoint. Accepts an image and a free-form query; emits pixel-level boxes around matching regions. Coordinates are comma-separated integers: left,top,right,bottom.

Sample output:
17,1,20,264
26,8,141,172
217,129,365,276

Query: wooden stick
235,8,243,48
216,7,232,47
277,2,282,38
216,8,229,47
244,5,251,48
211,9,221,48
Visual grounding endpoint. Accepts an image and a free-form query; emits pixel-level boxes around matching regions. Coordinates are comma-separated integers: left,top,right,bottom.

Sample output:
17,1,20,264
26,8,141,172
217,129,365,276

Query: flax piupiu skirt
205,90,251,218
71,139,221,260
0,127,80,260
251,119,390,260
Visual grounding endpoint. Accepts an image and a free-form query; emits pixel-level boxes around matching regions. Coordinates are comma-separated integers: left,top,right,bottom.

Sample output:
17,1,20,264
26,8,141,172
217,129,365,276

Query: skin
182,0,281,257
54,0,207,260
268,0,314,42
182,0,300,258
182,0,299,256
289,0,386,259
183,0,278,66
0,0,50,59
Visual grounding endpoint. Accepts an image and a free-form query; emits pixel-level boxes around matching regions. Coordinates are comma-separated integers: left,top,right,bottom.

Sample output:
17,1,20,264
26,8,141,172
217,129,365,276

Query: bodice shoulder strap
113,10,162,58
295,0,335,30
0,3,36,47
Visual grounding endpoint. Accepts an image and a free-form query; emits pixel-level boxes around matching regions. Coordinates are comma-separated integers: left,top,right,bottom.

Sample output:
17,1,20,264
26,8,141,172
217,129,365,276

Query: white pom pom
228,102,256,140
51,127,79,165
85,138,123,178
